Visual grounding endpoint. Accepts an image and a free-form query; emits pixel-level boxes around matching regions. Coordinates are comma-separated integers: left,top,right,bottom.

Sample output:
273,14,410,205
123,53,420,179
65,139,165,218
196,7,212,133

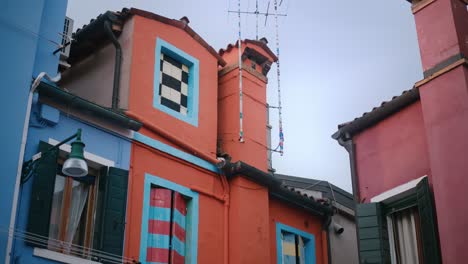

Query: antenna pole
274,0,284,155
255,0,259,40
238,0,245,143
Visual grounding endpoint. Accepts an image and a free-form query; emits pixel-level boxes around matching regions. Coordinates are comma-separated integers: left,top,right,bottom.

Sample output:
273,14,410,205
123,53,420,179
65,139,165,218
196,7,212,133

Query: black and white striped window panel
159,53,189,115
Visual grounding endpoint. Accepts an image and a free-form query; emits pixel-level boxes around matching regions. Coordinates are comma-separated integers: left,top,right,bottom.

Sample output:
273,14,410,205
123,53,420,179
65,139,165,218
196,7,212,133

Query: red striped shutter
171,192,187,264
147,188,172,263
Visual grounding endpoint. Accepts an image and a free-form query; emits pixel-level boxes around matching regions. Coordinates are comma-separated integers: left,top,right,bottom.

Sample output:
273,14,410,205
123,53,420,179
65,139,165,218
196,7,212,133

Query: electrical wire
0,17,62,48
0,227,139,263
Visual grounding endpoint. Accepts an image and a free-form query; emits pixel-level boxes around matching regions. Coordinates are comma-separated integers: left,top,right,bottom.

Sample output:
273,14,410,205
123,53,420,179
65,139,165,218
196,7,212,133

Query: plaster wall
125,142,225,263
269,198,326,264
354,101,430,202
418,66,468,263
0,0,67,261
128,15,219,157
328,215,358,264
60,18,134,110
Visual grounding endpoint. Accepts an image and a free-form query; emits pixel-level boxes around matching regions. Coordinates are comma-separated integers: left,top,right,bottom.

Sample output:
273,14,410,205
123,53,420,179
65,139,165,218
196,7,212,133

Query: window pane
48,175,66,250
391,207,421,264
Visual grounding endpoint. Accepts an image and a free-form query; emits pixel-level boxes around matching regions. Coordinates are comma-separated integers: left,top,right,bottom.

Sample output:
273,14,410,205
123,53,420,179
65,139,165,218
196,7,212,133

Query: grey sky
67,0,422,192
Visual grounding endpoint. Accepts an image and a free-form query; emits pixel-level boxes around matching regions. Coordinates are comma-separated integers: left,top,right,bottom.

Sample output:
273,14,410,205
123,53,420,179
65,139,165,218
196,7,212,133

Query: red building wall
269,198,327,264
354,101,431,201
128,15,219,157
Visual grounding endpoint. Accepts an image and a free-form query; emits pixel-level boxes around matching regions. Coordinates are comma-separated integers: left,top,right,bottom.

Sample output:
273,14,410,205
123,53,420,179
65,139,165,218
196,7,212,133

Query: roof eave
332,87,420,141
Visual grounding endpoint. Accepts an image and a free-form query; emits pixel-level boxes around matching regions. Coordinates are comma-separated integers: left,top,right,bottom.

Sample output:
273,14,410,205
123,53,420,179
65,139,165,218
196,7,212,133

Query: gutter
37,82,142,131
103,18,122,109
226,161,334,217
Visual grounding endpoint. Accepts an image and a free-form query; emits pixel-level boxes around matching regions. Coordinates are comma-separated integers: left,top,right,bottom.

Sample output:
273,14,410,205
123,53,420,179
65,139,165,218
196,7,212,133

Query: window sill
33,248,101,264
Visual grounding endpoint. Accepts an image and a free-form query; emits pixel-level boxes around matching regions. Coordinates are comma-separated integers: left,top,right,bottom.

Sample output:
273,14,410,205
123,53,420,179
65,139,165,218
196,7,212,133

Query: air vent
60,16,74,59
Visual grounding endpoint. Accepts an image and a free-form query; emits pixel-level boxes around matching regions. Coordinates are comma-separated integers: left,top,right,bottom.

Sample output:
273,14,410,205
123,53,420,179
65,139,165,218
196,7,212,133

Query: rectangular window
140,173,199,264
26,141,129,263
281,231,306,264
387,207,424,264
48,164,98,257
153,38,199,127
159,53,190,115
276,223,315,264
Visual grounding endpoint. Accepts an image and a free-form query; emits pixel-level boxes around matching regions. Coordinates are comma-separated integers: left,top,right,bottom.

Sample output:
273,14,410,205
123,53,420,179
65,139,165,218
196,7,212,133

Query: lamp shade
62,130,88,177
62,157,88,177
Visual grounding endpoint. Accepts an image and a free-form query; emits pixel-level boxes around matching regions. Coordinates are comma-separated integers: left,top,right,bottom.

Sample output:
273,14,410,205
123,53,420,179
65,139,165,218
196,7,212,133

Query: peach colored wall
228,177,271,264
218,48,269,171
269,198,326,264
125,142,225,262
128,15,219,157
60,18,134,109
354,101,430,202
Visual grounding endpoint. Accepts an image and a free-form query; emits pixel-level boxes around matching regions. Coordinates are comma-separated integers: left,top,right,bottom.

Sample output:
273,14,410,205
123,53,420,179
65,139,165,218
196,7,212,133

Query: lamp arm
20,129,82,184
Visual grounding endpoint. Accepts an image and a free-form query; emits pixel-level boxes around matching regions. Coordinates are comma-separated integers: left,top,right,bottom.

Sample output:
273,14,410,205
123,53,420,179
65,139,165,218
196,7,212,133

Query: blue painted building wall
0,0,67,262
12,112,131,263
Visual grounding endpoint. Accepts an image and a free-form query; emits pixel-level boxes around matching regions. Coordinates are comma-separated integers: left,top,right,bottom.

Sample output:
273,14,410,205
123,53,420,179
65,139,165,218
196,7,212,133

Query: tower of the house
218,38,277,171
410,0,468,262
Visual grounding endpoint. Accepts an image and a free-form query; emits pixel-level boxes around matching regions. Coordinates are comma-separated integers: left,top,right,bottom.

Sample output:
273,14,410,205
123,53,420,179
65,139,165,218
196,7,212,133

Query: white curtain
64,180,89,253
392,209,419,264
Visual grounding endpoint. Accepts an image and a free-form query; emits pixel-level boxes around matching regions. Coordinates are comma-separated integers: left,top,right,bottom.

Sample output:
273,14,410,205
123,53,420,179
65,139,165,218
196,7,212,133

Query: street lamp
21,129,88,183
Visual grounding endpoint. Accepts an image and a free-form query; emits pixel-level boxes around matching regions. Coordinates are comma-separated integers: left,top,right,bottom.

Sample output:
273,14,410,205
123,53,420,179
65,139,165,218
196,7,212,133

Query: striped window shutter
26,141,58,247
282,232,297,264
171,192,187,264
416,177,441,264
298,235,305,264
147,188,172,263
356,203,390,264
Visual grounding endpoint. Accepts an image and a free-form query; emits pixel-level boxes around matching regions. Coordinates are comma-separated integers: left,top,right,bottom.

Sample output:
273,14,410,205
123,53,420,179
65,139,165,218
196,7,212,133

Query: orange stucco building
60,8,333,264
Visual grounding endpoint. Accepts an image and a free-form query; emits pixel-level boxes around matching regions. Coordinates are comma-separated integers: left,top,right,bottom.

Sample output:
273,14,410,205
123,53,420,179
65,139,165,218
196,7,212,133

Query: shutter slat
95,167,128,264
416,178,441,264
356,203,390,264
26,141,58,247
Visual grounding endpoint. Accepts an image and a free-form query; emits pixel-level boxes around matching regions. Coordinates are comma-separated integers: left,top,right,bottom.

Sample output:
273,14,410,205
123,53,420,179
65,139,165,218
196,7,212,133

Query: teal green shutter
26,141,58,247
416,177,441,264
356,203,390,264
95,167,128,263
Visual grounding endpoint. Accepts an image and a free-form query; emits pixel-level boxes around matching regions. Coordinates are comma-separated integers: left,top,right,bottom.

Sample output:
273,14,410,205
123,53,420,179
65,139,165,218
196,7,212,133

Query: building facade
0,1,68,263
276,174,359,264
333,0,468,263
7,7,336,264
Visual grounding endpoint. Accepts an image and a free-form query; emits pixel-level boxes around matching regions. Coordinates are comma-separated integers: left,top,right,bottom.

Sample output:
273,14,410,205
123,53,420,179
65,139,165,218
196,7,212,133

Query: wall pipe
6,73,61,264
125,111,219,164
127,111,230,263
103,20,122,110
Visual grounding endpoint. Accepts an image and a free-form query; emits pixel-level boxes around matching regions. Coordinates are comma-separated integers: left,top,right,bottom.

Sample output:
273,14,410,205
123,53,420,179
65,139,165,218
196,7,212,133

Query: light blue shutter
282,232,297,264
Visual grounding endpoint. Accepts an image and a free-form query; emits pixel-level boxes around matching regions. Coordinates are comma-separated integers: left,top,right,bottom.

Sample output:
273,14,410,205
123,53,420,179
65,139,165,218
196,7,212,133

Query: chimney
408,0,468,263
217,39,277,171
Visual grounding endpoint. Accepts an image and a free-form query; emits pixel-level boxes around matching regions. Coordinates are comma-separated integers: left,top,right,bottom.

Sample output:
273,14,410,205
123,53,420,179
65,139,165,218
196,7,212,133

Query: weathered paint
13,110,131,263
269,198,326,264
0,0,67,261
354,101,430,202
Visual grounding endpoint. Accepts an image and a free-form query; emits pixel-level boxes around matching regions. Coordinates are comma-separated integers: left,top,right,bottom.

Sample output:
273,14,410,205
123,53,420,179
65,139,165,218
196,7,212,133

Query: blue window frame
153,38,200,127
276,222,316,264
140,173,199,264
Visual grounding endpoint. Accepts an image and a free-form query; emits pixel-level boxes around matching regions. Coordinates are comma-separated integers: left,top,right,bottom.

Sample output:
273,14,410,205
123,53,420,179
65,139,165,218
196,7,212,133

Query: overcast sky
67,0,423,192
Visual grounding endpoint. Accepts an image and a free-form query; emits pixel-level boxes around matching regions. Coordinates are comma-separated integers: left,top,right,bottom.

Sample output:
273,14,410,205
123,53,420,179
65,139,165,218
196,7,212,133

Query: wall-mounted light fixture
21,129,88,183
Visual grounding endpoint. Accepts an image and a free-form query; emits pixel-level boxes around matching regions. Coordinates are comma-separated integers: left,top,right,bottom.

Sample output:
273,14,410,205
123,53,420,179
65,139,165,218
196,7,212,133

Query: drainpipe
6,73,61,264
337,136,360,202
103,20,122,110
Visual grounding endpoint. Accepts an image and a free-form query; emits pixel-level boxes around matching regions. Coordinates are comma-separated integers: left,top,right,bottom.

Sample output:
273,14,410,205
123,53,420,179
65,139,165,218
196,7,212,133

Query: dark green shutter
94,167,128,263
416,177,441,264
356,203,390,264
26,141,58,247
